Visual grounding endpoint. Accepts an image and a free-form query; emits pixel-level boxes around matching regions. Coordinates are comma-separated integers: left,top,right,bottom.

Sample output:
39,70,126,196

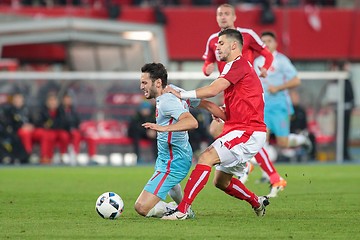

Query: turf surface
0,164,359,239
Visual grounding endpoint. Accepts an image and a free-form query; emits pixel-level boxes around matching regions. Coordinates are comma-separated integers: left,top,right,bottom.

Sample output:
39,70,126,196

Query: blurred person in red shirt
33,93,70,164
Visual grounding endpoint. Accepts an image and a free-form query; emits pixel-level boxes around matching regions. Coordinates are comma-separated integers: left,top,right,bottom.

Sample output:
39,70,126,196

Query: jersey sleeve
247,29,266,54
169,84,201,108
160,93,188,121
202,35,217,63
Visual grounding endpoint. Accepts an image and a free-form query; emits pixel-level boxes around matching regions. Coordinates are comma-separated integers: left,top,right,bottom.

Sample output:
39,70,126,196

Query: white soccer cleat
161,209,188,220
253,196,270,217
267,178,287,198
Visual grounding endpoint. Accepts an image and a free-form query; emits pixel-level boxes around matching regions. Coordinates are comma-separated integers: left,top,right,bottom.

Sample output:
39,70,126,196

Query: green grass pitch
0,164,359,239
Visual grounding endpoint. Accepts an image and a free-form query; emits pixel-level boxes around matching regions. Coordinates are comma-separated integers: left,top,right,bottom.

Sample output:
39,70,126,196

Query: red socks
255,148,281,184
177,164,211,213
224,177,259,208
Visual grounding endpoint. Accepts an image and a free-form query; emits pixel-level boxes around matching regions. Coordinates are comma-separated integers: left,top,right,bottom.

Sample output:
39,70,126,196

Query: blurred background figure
128,100,157,162
59,92,82,164
33,93,70,164
0,98,29,164
280,90,317,162
4,91,33,162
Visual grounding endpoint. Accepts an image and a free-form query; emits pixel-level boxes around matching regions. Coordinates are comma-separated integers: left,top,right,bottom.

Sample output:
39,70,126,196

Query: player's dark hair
261,31,277,40
141,62,168,88
218,28,243,46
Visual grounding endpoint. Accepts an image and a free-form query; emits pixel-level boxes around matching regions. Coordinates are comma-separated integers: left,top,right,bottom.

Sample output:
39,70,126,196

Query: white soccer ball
95,192,124,219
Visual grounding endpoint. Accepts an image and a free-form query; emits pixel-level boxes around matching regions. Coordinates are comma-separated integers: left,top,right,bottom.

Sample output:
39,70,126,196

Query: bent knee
213,178,228,191
134,201,148,217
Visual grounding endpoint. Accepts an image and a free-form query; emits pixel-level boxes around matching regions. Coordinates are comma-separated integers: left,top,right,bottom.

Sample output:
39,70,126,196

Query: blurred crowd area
0,72,215,166
0,0,351,8
1,59,357,165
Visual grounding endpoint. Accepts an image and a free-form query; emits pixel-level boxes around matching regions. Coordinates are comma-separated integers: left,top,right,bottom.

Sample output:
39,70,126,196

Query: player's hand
142,122,166,132
205,63,215,76
212,115,224,123
164,85,181,98
267,85,279,94
258,67,268,78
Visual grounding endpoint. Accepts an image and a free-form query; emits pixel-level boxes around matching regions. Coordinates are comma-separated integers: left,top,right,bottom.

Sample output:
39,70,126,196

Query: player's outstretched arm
165,78,230,100
268,76,301,94
142,112,198,132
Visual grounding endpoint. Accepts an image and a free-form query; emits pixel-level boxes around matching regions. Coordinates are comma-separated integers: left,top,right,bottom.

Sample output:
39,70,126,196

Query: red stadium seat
80,119,151,157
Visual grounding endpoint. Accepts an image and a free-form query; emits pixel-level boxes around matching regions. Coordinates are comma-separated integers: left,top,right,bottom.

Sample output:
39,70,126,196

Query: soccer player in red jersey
162,29,269,220
202,3,273,78
204,4,287,196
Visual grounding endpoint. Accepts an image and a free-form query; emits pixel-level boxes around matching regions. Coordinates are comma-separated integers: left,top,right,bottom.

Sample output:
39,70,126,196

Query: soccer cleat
239,161,254,184
187,207,196,219
161,208,188,220
267,178,287,198
253,196,270,217
165,201,177,213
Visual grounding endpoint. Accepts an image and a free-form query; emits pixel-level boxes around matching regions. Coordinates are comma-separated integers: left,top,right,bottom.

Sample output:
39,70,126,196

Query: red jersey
203,27,267,73
219,56,266,134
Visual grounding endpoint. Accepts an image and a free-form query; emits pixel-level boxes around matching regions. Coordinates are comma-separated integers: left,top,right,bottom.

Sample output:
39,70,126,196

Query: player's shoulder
168,84,184,92
237,27,258,37
162,92,185,107
276,51,291,61
160,92,177,101
207,31,220,41
228,56,251,70
237,56,251,65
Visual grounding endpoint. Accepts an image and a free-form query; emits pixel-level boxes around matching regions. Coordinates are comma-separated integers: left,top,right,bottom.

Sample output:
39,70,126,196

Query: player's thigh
198,145,221,166
214,131,265,177
213,130,266,166
144,170,187,201
209,120,224,138
215,162,247,179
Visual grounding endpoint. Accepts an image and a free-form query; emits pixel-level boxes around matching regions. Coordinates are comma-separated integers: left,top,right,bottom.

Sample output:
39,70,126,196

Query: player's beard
219,55,226,61
146,84,157,99
218,52,228,62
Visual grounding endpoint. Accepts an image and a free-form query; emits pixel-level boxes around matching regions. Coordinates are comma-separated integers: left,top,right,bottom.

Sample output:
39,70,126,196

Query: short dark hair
218,28,243,46
261,31,277,40
141,62,168,88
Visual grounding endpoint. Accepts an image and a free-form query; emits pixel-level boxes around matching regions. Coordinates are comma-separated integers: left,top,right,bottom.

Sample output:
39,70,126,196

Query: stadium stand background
0,0,359,164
